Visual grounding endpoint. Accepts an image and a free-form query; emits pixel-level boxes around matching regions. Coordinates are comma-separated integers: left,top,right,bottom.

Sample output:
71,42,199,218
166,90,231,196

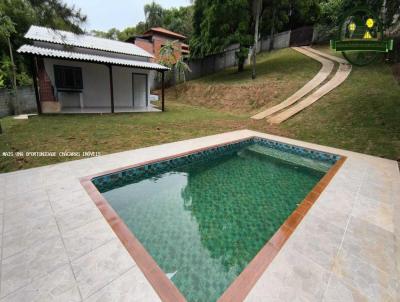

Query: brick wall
134,38,154,57
37,58,56,102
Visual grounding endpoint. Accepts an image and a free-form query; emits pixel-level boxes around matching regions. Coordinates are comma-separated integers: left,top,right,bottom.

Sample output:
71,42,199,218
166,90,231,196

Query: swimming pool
89,137,341,302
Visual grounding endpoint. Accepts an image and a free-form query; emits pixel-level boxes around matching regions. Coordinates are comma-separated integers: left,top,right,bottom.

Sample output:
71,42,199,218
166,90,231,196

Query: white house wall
112,66,150,108
43,58,151,109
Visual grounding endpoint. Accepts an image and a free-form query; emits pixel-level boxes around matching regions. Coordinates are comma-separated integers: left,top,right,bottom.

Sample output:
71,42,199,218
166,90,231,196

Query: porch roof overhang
17,44,169,71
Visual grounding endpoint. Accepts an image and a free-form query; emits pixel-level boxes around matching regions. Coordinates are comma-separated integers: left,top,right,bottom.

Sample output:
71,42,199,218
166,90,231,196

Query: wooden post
108,65,114,113
161,71,165,112
31,56,42,114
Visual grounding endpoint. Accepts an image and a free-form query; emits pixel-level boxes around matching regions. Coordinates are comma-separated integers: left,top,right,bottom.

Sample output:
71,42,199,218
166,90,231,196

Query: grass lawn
1,46,399,172
0,103,256,172
282,46,400,160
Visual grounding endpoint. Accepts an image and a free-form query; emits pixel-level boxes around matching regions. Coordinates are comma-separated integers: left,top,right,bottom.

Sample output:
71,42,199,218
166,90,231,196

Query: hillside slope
167,48,321,114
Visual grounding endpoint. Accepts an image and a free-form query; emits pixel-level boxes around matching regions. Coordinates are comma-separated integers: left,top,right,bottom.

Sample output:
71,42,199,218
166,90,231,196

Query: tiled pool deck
0,130,399,301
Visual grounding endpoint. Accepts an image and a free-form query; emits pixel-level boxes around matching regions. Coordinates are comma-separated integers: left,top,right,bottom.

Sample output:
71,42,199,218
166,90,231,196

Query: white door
133,73,148,107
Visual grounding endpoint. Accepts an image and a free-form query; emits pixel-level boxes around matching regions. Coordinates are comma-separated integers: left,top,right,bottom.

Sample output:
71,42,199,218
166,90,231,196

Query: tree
144,1,164,29
191,0,252,72
319,0,399,27
158,40,191,82
163,6,194,38
0,14,19,112
0,15,16,91
0,0,86,88
252,0,262,79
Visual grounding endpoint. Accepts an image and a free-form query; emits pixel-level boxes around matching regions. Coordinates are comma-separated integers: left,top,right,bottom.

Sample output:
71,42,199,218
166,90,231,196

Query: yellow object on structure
366,18,374,28
363,31,373,39
348,22,356,31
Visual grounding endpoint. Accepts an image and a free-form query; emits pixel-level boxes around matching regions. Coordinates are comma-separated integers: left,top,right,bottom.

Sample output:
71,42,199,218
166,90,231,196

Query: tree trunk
269,8,276,51
7,36,19,114
238,58,245,72
252,0,261,79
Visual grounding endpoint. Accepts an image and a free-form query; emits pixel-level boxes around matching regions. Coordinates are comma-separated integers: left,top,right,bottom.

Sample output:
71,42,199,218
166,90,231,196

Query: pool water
95,141,332,302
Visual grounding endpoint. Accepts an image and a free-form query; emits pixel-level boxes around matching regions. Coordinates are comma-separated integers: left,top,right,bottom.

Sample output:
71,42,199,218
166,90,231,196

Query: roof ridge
25,25,154,58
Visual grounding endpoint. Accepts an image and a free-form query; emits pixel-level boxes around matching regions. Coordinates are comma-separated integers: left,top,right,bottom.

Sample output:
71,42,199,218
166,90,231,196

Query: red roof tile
143,27,186,40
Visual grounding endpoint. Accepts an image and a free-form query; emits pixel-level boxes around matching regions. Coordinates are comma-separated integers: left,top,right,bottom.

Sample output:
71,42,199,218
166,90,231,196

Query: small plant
0,73,5,88
16,72,32,86
158,40,191,83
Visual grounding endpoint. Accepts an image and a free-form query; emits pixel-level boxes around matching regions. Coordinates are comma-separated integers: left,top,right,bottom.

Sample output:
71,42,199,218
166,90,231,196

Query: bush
313,24,338,43
16,72,32,86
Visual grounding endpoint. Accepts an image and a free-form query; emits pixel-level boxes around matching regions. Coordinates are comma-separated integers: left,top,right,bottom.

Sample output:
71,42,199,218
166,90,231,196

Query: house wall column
161,71,165,112
108,64,115,113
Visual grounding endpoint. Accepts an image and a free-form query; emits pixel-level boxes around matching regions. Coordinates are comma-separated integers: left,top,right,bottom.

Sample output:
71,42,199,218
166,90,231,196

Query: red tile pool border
80,137,346,302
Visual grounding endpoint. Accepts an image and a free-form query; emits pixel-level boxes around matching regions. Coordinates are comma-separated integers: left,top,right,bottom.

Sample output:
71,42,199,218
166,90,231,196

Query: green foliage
258,0,320,37
0,73,5,88
0,0,87,87
143,2,194,38
318,0,400,27
90,27,137,41
191,0,252,72
16,71,32,86
144,1,164,28
91,3,194,41
0,14,16,40
163,6,193,38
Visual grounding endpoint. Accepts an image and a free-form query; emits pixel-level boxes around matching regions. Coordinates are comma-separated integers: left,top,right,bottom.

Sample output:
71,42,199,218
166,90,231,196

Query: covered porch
18,45,169,114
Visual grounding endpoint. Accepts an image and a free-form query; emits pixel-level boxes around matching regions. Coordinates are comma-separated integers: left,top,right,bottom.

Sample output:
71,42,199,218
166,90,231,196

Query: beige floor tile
352,194,394,233
3,205,53,235
286,215,344,270
3,189,49,214
332,248,397,301
49,189,93,214
1,237,69,297
1,265,81,302
246,249,330,302
323,274,370,302
341,217,396,277
71,239,134,299
62,218,116,261
2,216,60,259
55,203,101,233
84,266,161,302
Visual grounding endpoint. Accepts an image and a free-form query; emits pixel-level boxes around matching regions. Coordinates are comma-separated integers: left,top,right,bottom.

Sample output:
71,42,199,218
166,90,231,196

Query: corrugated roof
143,27,186,40
25,25,153,58
17,45,169,71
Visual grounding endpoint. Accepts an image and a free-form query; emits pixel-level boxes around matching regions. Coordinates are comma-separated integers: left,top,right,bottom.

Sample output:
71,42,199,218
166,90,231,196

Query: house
127,27,189,61
17,25,169,114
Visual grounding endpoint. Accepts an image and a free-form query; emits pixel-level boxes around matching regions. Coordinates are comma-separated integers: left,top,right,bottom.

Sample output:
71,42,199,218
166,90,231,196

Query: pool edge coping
79,136,346,302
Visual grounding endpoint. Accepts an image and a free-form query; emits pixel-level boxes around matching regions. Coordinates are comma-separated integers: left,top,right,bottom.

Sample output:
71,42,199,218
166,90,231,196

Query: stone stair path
251,47,334,120
268,47,352,124
251,46,352,124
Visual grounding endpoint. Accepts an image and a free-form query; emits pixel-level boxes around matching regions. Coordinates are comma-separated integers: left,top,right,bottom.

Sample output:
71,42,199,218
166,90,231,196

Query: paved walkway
0,130,399,301
268,48,352,124
251,47,334,120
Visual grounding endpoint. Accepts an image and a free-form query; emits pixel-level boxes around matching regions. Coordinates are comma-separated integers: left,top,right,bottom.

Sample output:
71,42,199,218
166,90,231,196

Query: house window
54,65,83,91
